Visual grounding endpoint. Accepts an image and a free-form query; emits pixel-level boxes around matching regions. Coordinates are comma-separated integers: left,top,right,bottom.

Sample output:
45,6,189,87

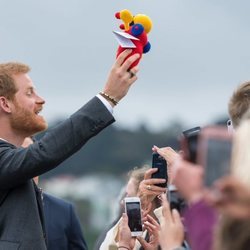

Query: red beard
10,101,47,136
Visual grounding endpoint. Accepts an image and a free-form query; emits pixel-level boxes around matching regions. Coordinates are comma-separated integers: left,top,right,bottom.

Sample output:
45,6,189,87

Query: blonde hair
127,165,150,192
228,81,250,128
0,62,30,100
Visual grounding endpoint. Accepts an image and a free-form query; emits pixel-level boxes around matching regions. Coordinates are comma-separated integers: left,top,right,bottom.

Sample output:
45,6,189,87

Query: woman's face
120,177,138,208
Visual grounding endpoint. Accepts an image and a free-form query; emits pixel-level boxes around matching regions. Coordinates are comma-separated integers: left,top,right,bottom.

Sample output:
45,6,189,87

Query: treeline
40,117,227,180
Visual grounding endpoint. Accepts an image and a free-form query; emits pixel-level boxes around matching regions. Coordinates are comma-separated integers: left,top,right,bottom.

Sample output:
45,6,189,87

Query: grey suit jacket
0,97,114,250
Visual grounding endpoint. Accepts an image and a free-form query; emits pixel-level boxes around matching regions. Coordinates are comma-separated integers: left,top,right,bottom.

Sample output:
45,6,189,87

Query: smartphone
124,197,143,237
181,126,201,163
151,152,168,187
196,126,232,187
167,189,187,214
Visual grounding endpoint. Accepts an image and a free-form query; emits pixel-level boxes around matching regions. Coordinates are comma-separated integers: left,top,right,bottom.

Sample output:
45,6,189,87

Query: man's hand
102,49,140,105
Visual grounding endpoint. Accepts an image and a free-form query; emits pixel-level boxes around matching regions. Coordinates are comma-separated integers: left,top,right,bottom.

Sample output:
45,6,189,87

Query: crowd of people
105,80,250,250
1,40,250,250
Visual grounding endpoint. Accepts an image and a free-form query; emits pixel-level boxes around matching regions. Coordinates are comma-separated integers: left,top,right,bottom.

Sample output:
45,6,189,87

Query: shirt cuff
96,94,113,114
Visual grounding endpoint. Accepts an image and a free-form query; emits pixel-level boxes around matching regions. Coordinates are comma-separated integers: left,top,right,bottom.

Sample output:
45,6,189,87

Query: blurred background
1,0,250,248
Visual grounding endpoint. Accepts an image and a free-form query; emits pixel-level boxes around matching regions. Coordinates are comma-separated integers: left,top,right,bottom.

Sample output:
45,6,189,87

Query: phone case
151,152,168,187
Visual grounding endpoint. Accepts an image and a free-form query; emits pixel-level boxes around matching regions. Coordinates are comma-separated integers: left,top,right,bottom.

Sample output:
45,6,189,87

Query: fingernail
172,209,179,215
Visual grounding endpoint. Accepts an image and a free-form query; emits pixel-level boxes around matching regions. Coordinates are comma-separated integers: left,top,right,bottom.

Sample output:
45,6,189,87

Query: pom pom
115,12,120,19
143,42,151,54
119,24,125,30
133,14,153,34
120,9,133,31
120,9,133,23
131,24,144,37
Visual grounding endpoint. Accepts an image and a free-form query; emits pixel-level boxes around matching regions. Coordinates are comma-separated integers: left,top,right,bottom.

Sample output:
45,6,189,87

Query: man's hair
228,81,250,128
0,62,30,100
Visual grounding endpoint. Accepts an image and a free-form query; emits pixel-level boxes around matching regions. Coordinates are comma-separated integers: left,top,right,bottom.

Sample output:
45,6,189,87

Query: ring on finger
146,184,152,190
127,69,136,78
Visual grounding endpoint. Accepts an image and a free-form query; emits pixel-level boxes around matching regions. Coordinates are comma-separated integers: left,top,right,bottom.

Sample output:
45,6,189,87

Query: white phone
124,197,143,237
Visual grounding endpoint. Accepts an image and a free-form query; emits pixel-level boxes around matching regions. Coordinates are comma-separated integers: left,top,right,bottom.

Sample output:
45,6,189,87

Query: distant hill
38,117,228,180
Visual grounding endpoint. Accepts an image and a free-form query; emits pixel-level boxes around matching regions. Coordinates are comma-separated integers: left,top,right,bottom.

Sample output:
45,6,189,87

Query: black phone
124,197,143,237
151,152,168,187
196,126,232,187
168,189,187,213
181,126,201,163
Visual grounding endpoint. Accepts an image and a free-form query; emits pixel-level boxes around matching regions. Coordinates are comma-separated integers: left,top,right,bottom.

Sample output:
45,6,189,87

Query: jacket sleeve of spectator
68,204,88,250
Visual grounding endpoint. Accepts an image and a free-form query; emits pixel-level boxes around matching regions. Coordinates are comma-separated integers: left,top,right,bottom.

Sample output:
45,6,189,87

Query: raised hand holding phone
151,152,168,187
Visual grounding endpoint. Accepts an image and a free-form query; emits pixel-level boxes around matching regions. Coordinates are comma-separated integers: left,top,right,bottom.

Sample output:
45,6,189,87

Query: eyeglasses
227,119,232,127
227,119,234,133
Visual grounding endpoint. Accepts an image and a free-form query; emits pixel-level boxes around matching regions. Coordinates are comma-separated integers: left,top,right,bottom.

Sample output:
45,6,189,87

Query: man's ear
0,96,12,113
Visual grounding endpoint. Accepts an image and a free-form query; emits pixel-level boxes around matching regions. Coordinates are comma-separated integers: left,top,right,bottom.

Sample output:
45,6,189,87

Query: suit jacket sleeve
0,97,115,189
67,204,88,250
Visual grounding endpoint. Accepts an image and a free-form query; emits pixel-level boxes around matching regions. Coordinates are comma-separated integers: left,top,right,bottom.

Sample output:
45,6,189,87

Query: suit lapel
33,181,48,245
43,193,50,238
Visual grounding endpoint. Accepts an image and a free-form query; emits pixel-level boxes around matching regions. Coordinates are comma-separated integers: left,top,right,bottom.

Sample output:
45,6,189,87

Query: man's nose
36,95,45,104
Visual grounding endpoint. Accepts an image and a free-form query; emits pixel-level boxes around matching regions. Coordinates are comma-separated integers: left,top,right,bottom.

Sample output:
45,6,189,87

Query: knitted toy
115,9,152,69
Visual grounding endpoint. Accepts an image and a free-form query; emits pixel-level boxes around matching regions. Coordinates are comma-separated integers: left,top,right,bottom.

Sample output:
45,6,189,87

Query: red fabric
116,27,148,69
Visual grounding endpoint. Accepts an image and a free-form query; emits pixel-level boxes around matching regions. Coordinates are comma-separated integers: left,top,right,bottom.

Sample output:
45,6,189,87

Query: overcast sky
1,0,250,131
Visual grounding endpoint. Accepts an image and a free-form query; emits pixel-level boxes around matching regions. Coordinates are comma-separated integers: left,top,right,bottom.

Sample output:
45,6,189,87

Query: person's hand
205,176,250,219
118,213,136,250
159,194,184,250
138,168,166,211
102,49,140,105
137,214,160,250
152,145,180,184
173,159,204,204
152,146,180,166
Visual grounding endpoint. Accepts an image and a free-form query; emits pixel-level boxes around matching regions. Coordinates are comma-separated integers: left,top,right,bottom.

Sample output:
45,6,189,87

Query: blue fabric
43,193,88,250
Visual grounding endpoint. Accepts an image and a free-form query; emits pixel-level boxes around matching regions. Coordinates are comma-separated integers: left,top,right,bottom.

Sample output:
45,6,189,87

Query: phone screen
204,138,232,186
126,201,143,234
